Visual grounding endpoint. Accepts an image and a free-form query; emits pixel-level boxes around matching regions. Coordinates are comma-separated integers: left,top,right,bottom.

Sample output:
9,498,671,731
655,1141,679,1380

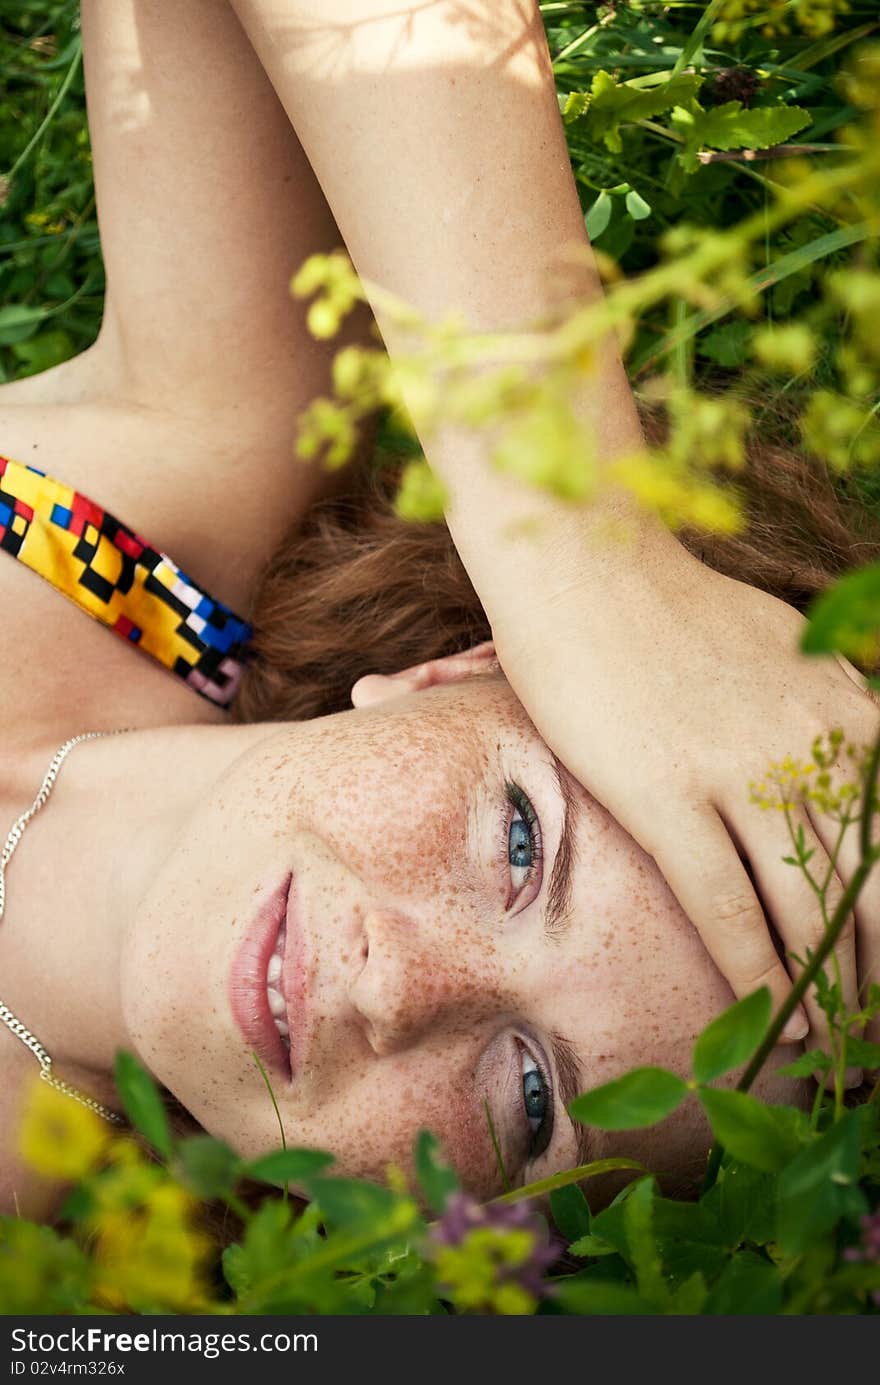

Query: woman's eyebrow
545,754,580,940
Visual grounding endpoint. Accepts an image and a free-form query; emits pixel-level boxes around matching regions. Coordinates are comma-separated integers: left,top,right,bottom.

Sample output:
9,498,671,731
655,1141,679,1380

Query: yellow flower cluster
17,1081,209,1312
18,1080,109,1181
713,0,850,41
749,731,864,818
433,1227,538,1316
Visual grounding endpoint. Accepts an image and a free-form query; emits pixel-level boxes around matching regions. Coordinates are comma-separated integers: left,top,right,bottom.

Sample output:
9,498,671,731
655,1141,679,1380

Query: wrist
486,500,697,656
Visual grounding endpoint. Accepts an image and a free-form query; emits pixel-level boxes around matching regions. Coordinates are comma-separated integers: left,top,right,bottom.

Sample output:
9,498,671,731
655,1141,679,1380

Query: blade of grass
492,1157,644,1205
669,0,726,78
5,39,82,186
631,221,872,377
773,19,879,76
252,1050,288,1202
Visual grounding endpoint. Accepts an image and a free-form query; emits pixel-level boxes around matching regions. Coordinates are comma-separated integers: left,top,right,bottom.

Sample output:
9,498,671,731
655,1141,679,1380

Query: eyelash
502,781,544,911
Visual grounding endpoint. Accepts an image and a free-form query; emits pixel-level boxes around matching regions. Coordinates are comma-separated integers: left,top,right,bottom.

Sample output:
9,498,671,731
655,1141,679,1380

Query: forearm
230,0,686,640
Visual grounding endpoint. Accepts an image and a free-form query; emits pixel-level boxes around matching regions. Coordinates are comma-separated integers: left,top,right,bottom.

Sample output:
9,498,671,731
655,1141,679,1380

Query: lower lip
229,873,294,1083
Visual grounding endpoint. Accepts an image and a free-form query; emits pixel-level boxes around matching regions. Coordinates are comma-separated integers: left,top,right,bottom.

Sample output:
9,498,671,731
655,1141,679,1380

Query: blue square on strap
195,596,214,619
0,503,11,526
51,503,73,529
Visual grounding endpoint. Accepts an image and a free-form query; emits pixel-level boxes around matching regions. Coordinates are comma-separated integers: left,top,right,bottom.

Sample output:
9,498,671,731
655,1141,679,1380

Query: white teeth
275,1019,290,1037
267,953,282,985
267,985,286,1018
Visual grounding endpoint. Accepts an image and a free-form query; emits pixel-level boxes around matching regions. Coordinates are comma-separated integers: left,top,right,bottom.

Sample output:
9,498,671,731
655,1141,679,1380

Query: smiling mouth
229,873,295,1083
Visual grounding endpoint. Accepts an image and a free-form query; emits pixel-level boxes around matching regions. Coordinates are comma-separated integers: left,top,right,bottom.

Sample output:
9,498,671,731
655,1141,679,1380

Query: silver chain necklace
1,732,125,1125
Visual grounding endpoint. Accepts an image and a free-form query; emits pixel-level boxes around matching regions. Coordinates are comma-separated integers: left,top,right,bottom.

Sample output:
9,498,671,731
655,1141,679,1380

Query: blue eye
521,1047,553,1159
505,783,542,904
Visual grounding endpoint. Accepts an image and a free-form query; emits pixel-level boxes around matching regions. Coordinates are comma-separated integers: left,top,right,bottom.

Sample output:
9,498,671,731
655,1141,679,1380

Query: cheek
559,819,736,1083
281,1047,502,1199
266,707,489,903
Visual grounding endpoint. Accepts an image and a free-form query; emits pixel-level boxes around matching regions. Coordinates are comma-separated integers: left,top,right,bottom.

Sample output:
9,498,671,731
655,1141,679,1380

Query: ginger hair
234,405,880,725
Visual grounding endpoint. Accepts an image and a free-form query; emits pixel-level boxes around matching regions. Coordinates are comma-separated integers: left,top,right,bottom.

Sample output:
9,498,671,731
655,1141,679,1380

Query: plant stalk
703,727,880,1190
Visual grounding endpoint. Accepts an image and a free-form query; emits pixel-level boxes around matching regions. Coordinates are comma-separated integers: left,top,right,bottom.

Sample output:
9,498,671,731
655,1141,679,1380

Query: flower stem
703,728,880,1191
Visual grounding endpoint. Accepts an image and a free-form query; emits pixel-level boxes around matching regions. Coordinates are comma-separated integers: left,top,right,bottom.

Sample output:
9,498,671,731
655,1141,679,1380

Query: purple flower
431,1192,559,1304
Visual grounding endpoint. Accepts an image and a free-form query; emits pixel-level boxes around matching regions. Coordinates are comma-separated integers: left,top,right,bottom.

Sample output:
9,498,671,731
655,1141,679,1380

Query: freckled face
122,676,804,1199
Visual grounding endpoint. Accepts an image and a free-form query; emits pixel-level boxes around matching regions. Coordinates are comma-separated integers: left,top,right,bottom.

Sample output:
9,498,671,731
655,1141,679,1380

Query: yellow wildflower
18,1078,109,1182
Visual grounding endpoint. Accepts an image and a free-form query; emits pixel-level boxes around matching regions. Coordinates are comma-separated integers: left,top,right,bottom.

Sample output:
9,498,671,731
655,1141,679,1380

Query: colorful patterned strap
0,455,252,708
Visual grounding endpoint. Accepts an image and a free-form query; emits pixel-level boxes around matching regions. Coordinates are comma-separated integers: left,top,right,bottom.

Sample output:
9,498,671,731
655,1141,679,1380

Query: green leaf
413,1130,459,1215
776,1048,833,1078
669,1271,708,1314
568,1232,617,1258
624,1178,670,1309
553,1279,656,1315
563,90,592,124
221,1243,250,1298
0,1219,92,1314
573,70,702,153
113,1050,173,1160
307,1177,405,1232
624,188,651,222
175,1135,241,1199
584,189,613,241
222,1199,298,1300
704,1252,783,1315
690,101,811,152
0,304,48,346
698,320,752,368
692,988,772,1085
550,1184,592,1243
844,1037,880,1068
697,1089,803,1173
11,328,75,376
802,562,880,663
570,1068,688,1131
243,1147,335,1188
711,1160,780,1249
776,1110,865,1256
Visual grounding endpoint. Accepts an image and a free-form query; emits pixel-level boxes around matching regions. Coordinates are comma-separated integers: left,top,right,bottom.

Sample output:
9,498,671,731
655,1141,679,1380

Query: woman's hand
493,541,880,1062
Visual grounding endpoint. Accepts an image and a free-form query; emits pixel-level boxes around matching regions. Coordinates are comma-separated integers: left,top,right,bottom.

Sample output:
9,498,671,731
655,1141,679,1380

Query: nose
347,907,498,1056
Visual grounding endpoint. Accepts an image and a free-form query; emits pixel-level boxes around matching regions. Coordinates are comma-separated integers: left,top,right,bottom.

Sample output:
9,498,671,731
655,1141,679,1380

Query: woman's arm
3,0,378,608
228,0,880,1052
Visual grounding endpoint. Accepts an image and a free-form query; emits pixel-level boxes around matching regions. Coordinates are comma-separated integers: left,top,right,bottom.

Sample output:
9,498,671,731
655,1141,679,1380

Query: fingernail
781,1010,809,1043
844,1067,864,1091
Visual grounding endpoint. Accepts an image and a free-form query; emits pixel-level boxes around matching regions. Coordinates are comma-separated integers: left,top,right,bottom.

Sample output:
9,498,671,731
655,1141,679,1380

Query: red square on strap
14,499,33,522
116,530,145,560
113,614,135,639
70,493,105,538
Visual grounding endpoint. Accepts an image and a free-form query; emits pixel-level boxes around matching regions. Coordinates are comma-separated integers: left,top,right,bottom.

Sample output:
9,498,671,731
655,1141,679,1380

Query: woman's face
123,674,802,1199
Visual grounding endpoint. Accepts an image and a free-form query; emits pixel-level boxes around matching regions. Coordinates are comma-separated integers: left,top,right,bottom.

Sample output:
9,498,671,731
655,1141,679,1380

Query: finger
351,642,499,707
731,804,859,1078
806,796,880,1053
650,809,809,1043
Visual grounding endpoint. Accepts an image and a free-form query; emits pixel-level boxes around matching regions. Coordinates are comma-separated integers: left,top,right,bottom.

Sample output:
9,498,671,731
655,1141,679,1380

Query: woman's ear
351,641,497,709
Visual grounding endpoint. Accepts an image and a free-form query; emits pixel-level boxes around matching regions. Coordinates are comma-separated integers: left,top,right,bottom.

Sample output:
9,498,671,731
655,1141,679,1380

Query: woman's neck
0,720,271,1101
